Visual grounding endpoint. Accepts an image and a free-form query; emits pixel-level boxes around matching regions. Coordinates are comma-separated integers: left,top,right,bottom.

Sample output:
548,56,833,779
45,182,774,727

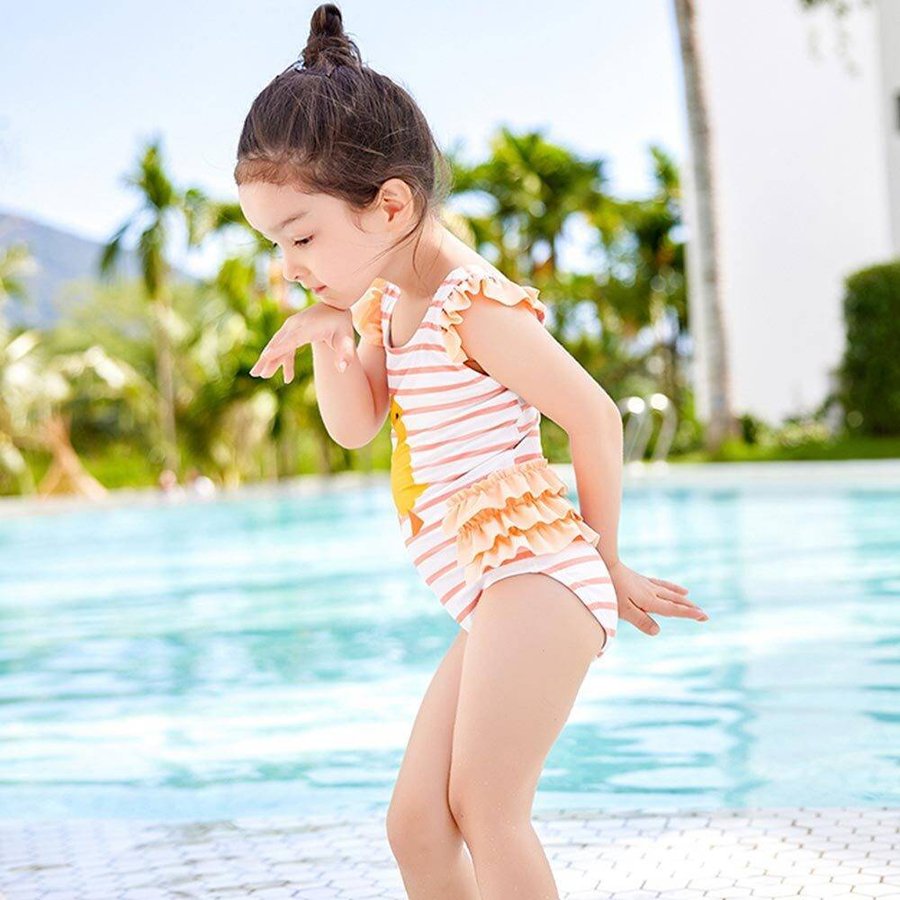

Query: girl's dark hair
234,3,452,265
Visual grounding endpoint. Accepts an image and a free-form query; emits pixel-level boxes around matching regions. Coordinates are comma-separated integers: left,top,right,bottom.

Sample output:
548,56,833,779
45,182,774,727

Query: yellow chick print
389,395,429,536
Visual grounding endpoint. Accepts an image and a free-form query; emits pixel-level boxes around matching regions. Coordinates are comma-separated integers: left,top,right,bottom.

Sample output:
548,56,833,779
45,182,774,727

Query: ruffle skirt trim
441,458,601,585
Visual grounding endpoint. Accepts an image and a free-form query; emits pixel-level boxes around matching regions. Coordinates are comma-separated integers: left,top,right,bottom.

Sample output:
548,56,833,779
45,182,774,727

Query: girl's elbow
564,396,621,438
586,384,621,427
603,397,622,425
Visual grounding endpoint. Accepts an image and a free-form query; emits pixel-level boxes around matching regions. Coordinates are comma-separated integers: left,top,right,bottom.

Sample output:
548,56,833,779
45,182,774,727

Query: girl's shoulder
349,259,547,356
438,261,548,366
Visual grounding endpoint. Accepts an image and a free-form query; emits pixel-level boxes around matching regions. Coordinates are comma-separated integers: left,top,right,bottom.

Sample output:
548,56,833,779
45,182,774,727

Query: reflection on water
1,468,898,821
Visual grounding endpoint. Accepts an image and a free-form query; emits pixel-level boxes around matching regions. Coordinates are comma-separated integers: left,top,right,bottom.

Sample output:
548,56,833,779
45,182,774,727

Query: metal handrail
616,393,677,464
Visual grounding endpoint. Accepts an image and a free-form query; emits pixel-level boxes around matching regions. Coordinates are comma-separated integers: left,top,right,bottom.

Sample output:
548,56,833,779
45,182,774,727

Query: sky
0,0,688,277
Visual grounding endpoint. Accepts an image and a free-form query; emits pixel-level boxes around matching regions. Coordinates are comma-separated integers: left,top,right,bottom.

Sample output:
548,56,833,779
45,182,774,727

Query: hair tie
291,58,333,76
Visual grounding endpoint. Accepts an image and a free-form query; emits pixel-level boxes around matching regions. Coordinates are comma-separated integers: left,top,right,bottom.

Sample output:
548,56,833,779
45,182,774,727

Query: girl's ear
376,177,416,227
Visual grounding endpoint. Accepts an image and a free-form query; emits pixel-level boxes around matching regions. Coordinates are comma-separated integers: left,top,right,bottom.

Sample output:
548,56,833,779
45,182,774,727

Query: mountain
0,208,198,330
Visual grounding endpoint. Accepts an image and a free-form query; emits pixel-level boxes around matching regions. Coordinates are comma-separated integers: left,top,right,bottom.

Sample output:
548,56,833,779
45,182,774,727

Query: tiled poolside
2,806,899,899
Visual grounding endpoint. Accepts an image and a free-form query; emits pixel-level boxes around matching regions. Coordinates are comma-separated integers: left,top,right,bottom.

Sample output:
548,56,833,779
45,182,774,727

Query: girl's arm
567,404,623,569
453,290,707,635
250,303,389,449
312,337,390,449
452,294,622,566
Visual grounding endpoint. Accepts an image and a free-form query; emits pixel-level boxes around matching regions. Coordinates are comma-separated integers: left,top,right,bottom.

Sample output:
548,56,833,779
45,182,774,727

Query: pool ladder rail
617,392,677,467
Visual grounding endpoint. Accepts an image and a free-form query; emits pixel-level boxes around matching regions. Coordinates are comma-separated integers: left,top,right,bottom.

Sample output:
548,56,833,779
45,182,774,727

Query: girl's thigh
448,572,601,821
387,628,468,828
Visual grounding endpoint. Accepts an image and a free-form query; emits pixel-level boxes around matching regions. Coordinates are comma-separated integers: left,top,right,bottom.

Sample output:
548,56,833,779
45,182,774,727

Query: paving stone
120,890,177,900
1,807,898,898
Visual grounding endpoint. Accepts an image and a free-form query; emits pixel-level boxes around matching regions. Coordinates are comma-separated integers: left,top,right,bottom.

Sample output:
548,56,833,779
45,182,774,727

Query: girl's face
238,180,399,308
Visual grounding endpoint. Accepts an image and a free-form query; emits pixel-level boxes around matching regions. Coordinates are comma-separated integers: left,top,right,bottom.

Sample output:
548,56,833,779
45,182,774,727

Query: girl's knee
447,781,474,839
447,767,533,840
385,798,463,866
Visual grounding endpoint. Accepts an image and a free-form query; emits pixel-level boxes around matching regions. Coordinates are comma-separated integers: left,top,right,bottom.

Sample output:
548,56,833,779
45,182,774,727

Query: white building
683,0,899,426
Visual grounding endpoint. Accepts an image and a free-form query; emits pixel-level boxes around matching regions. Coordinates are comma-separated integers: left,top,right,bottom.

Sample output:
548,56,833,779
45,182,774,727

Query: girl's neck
379,220,480,302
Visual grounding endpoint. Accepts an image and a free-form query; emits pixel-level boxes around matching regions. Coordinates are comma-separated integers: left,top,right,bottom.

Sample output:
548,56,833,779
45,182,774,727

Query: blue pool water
1,461,898,822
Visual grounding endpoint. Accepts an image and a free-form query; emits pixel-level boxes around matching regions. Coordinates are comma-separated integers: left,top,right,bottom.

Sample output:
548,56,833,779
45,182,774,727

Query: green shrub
839,260,900,435
738,412,763,445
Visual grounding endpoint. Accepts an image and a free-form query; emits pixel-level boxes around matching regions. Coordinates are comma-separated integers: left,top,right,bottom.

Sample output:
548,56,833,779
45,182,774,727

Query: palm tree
588,146,688,409
0,242,154,497
448,128,606,283
0,242,35,307
448,129,692,397
672,0,873,452
672,0,737,452
0,242,39,493
99,137,184,473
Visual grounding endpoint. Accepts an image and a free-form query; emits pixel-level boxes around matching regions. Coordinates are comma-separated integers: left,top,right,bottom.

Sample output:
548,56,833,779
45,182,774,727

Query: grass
4,431,898,498
673,433,900,462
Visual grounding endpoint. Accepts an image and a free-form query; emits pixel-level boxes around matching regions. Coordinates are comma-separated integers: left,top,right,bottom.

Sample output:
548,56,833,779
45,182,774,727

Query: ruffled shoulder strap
349,279,386,347
437,265,547,365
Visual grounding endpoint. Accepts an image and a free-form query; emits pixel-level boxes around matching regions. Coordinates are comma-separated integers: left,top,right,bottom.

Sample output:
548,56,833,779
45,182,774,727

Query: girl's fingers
265,341,289,362
253,354,280,379
658,589,702,608
251,348,276,376
252,346,291,379
251,322,316,380
652,582,707,616
261,335,283,356
624,605,660,636
646,591,708,620
660,599,707,619
261,327,294,357
255,336,309,376
272,354,290,381
649,577,689,594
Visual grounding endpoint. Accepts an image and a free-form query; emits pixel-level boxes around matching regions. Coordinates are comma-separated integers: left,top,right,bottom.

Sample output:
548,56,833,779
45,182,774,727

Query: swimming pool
1,460,898,822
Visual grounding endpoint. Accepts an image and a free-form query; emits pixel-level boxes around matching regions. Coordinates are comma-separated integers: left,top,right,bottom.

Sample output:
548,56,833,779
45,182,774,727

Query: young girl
235,5,709,897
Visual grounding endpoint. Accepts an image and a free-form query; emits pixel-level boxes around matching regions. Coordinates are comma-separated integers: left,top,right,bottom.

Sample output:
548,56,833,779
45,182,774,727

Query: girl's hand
607,559,708,637
250,302,357,382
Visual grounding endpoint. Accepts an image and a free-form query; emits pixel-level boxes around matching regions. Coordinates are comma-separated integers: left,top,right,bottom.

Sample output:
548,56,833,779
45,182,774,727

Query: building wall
683,0,894,426
876,0,900,255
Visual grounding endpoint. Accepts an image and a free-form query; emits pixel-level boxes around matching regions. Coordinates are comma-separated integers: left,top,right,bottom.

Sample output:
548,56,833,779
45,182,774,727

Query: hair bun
299,3,362,73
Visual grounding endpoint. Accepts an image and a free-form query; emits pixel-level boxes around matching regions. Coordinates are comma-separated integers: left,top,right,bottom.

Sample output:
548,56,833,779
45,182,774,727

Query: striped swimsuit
351,262,618,660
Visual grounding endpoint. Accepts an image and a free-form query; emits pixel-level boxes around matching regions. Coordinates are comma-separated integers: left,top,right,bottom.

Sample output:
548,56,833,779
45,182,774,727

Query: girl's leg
385,629,481,899
448,572,606,900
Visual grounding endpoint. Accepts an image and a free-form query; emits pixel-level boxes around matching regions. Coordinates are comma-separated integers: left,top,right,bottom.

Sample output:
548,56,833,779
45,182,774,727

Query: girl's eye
268,236,312,251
